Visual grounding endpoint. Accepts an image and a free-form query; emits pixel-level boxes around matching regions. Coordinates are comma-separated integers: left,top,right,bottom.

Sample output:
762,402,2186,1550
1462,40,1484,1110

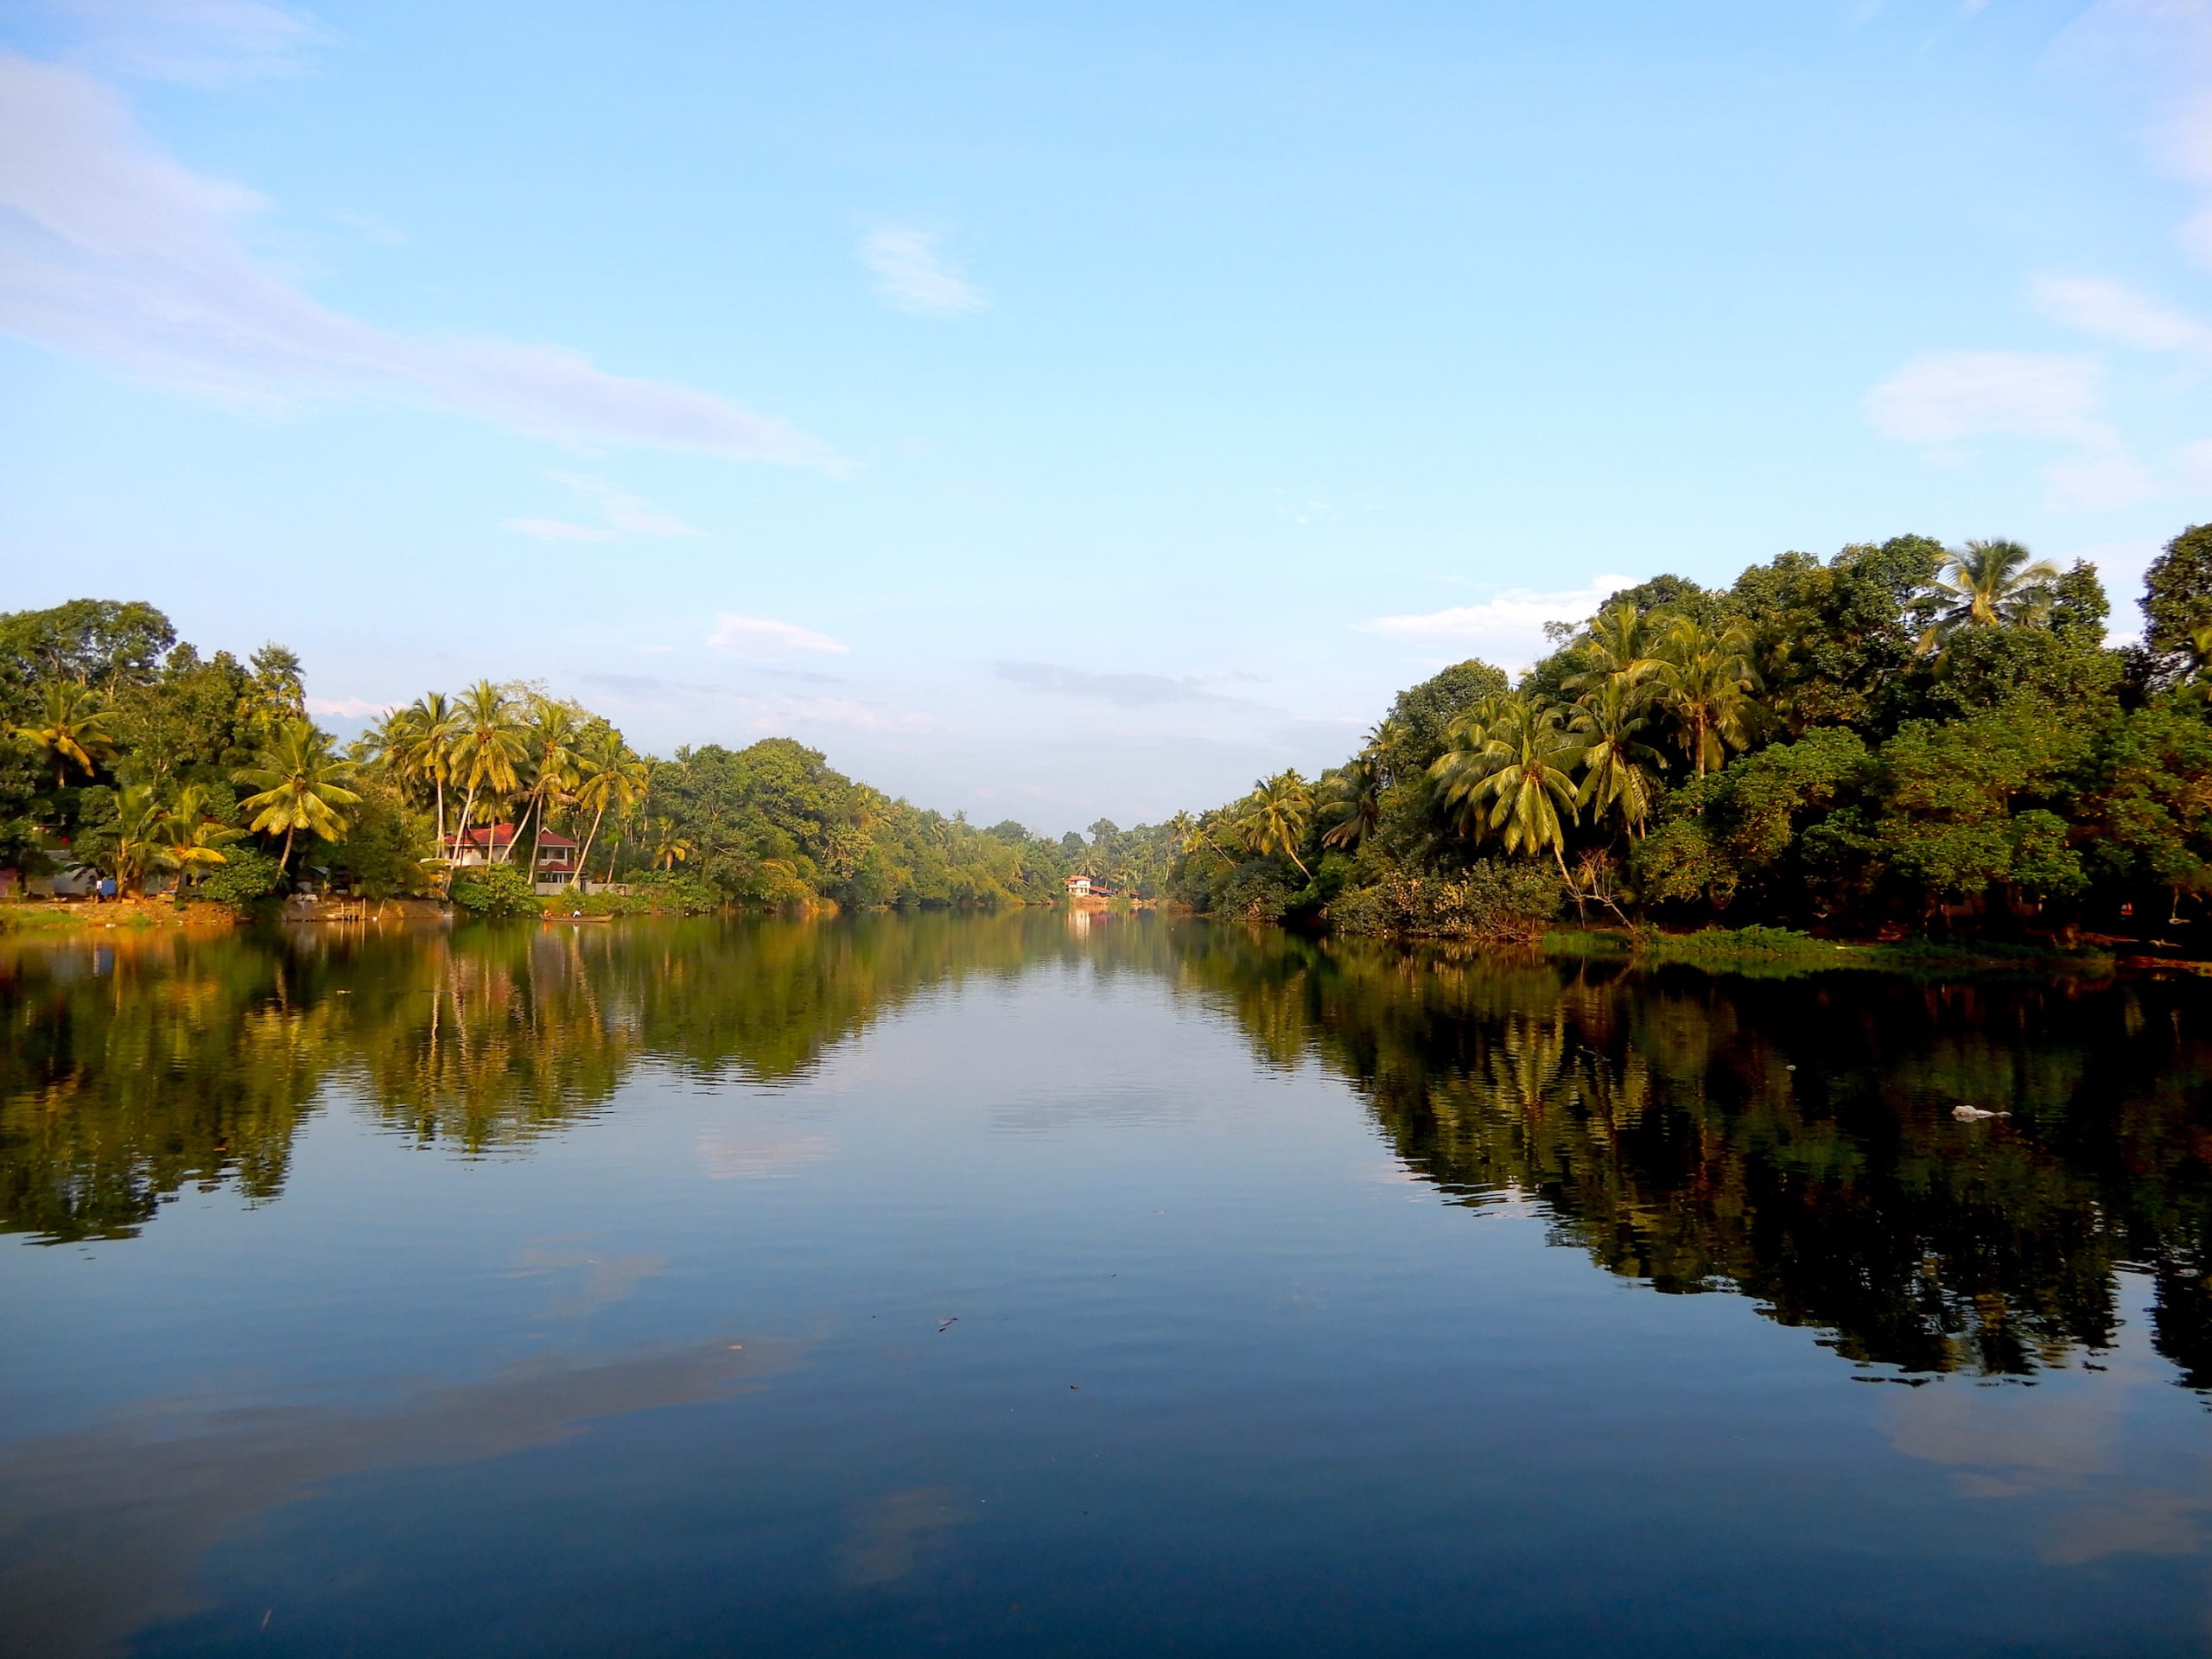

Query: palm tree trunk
280,823,296,875
496,791,532,866
572,800,607,891
448,780,480,896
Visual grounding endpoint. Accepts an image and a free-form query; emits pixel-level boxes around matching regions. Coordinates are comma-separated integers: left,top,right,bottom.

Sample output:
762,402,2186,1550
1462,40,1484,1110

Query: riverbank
1537,922,2210,976
0,898,238,931
0,895,453,931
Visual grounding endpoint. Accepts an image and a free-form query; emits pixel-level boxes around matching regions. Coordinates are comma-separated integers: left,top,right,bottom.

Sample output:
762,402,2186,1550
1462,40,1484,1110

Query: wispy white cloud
579,667,930,733
706,614,849,658
306,694,387,719
505,518,615,543
2029,275,2212,359
330,208,408,246
859,224,987,316
1357,574,1643,663
505,474,702,542
994,661,1226,708
769,696,935,734
1866,344,2168,510
1865,351,2111,446
48,0,326,86
2054,3,2212,270
2047,453,2157,510
0,53,839,465
549,473,702,537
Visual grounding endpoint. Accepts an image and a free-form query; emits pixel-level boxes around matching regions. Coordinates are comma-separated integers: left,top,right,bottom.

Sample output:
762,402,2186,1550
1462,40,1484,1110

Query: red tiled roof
444,823,577,850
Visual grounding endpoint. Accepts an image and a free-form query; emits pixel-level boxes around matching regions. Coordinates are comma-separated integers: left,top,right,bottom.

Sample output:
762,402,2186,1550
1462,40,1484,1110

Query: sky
3,0,2210,831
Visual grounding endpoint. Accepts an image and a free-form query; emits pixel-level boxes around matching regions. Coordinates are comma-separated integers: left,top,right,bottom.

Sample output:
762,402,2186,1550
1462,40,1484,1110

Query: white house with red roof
440,823,580,893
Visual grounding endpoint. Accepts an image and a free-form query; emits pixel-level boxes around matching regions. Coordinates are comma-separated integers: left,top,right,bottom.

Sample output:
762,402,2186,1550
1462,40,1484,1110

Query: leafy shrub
197,848,286,910
1631,817,1738,910
320,781,435,899
449,865,537,917
1642,925,1826,958
1213,863,1295,924
537,888,643,917
629,871,721,914
531,879,715,917
1330,861,1562,944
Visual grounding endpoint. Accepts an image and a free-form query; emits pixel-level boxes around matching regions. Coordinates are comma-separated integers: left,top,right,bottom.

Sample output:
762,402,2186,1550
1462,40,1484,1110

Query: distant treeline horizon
4,521,2209,938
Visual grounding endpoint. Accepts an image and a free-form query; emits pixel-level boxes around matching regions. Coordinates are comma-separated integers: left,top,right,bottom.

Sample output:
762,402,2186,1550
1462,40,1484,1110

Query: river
3,912,2209,1656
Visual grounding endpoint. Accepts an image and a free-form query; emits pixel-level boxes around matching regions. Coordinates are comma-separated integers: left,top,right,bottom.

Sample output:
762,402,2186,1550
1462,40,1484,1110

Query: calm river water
3,912,2210,1656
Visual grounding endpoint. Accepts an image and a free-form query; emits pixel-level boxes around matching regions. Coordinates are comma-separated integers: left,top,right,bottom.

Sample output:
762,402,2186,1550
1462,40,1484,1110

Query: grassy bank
0,899,238,931
1541,923,2127,976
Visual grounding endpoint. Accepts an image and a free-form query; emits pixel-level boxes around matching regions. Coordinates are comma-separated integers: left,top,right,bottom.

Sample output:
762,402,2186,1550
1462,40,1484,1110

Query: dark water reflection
1184,934,2212,1387
3,913,2211,1656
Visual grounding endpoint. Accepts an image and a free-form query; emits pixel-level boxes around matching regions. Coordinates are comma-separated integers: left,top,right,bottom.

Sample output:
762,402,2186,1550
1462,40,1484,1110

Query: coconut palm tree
395,692,462,842
78,782,166,897
567,728,648,890
1568,676,1665,838
1429,696,1582,876
150,783,243,895
1167,808,1235,863
1563,601,1661,696
232,720,362,874
448,681,526,865
1916,538,2061,654
1240,770,1315,877
1651,614,1762,777
514,699,583,880
362,705,425,823
648,817,693,872
1318,752,1383,850
14,682,114,788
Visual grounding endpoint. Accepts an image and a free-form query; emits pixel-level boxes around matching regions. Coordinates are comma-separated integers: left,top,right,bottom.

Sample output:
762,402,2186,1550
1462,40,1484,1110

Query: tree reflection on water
3,913,2207,1389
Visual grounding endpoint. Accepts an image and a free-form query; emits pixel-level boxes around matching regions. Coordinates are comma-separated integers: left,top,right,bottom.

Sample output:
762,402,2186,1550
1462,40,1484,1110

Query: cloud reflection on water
0,1336,795,1659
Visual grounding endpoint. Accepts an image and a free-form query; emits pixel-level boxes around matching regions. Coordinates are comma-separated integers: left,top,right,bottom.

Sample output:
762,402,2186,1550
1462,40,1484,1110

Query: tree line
0,601,1168,912
1167,527,2212,941
9,522,2206,936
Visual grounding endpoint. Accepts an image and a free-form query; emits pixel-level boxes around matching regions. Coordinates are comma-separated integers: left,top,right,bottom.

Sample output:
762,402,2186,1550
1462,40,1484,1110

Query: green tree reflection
3,917,2208,1391
1175,932,2212,1383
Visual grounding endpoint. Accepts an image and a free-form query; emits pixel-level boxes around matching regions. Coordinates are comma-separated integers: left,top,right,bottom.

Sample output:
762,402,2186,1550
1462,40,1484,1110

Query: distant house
1065,874,1107,899
441,824,580,893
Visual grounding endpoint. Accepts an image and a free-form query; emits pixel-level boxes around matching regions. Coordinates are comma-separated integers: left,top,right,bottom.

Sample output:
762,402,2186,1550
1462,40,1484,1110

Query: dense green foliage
195,848,285,910
448,865,538,916
0,601,323,902
13,518,2205,939
639,737,1086,909
1167,525,2212,941
1,600,1154,915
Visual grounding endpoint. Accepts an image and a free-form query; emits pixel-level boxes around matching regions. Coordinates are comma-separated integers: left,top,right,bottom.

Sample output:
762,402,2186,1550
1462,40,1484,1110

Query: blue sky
3,0,2210,830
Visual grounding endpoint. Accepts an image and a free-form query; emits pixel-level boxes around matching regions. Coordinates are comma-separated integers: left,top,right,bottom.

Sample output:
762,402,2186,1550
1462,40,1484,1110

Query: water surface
3,913,2209,1656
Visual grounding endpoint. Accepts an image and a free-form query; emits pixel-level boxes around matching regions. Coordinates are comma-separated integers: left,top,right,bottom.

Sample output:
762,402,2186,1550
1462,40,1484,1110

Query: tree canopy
1166,529,2210,940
